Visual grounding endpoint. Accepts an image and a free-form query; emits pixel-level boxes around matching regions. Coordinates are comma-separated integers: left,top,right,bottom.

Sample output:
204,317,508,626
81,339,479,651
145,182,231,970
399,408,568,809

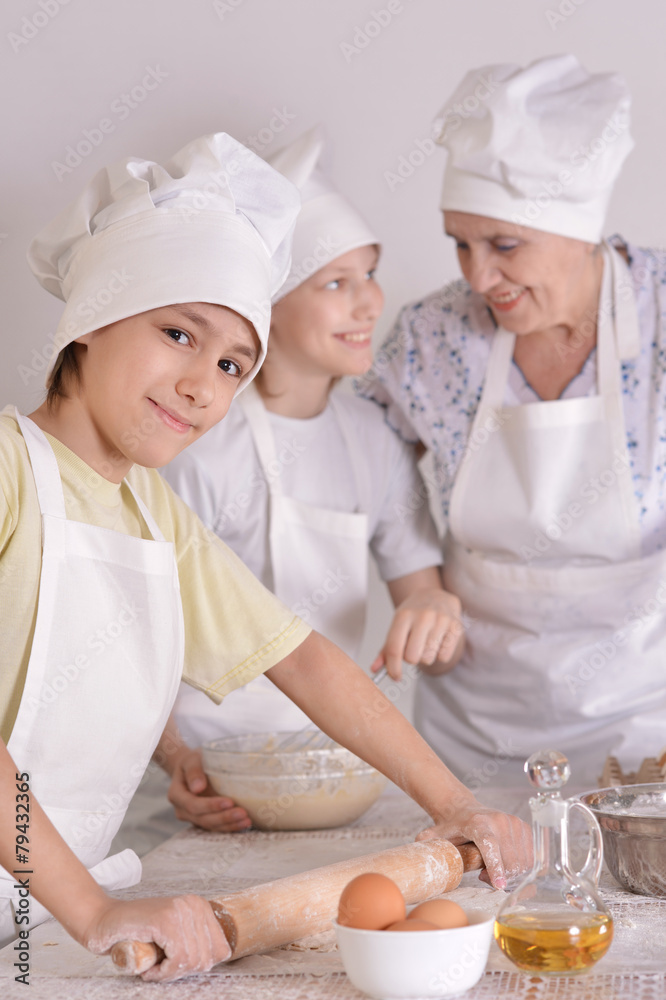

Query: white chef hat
266,127,379,302
433,54,633,243
28,132,301,389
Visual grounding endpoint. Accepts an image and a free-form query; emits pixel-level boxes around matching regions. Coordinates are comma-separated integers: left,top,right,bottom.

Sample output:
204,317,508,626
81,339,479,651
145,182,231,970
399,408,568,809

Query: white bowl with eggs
334,908,494,999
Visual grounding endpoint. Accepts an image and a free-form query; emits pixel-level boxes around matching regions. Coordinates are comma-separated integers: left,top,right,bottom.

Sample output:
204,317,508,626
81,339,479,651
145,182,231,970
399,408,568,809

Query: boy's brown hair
46,344,80,408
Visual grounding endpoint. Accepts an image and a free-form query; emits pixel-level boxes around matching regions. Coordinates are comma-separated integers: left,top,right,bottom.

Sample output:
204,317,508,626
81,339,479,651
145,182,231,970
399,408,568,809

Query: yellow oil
494,911,613,974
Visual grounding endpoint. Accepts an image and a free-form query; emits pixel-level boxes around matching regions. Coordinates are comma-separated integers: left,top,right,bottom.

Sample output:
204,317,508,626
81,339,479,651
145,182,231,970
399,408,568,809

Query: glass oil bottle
494,749,613,974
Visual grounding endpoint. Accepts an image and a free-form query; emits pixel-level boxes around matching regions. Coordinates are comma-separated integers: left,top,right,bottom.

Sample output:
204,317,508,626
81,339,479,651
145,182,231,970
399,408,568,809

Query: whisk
275,667,389,752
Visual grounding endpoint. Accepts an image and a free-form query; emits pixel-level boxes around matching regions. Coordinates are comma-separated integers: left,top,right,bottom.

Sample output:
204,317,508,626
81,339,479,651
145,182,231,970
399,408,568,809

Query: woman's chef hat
28,132,301,389
266,127,379,301
433,54,633,242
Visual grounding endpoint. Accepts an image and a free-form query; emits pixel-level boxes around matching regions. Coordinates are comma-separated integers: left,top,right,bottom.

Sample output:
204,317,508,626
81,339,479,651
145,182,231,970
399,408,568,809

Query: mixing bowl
202,733,387,831
580,783,666,896
334,909,494,999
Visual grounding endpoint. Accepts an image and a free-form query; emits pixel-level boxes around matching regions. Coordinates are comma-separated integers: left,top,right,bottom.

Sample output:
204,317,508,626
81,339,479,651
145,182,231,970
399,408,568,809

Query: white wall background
2,0,665,717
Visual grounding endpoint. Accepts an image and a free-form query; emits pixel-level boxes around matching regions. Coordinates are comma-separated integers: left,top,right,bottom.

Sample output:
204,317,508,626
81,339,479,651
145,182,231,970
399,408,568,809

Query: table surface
1,785,665,1000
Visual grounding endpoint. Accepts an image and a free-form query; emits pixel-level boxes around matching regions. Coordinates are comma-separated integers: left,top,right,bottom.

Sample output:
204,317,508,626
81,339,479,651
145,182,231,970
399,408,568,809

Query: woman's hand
83,895,231,981
416,797,532,889
167,747,252,832
373,570,465,680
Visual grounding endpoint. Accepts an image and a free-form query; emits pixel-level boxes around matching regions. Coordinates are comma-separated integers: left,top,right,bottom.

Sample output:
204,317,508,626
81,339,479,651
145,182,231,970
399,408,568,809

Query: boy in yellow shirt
0,132,529,981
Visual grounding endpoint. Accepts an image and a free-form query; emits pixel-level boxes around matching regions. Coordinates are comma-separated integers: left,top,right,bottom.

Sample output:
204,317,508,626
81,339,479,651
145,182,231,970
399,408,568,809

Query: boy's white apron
175,384,369,743
0,413,183,945
416,244,666,787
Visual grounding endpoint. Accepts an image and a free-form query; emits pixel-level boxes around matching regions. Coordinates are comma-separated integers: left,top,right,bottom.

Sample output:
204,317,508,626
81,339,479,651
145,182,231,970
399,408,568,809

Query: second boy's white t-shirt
163,389,443,593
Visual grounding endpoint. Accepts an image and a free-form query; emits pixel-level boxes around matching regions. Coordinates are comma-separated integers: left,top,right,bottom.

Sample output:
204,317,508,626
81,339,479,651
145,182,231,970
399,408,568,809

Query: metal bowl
202,732,387,832
580,783,666,897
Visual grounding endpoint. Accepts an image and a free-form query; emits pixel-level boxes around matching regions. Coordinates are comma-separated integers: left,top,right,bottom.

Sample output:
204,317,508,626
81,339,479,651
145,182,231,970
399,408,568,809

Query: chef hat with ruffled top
28,132,301,390
433,54,633,242
267,127,379,302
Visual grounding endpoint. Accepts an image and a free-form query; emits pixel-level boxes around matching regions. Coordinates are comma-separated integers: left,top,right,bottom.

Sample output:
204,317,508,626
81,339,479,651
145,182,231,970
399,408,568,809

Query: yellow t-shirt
0,407,311,744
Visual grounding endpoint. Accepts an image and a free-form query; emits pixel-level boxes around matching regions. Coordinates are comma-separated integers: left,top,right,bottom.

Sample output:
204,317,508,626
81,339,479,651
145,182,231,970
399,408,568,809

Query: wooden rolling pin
111,839,483,975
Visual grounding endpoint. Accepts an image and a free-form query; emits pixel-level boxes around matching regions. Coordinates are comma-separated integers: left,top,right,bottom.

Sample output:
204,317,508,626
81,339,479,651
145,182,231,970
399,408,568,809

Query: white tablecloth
1,785,665,999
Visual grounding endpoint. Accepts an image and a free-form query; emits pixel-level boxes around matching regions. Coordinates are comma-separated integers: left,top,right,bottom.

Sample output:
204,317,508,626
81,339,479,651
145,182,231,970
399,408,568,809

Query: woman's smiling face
443,211,601,336
71,302,259,478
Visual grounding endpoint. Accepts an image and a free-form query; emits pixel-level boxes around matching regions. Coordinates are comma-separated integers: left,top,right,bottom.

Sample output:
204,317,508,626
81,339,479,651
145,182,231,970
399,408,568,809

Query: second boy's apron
0,413,184,945
175,384,370,744
416,244,666,788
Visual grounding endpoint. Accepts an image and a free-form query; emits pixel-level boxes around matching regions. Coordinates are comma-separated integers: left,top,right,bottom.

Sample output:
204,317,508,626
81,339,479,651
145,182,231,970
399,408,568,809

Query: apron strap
15,410,67,520
123,481,166,542
474,329,515,411
15,408,165,542
604,240,641,361
596,244,618,398
597,241,641,394
328,389,372,514
238,382,285,498
239,382,371,513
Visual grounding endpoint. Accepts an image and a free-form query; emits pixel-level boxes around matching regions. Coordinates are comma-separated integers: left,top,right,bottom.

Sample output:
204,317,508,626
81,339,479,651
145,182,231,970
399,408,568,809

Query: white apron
174,384,369,744
416,244,666,788
0,413,184,945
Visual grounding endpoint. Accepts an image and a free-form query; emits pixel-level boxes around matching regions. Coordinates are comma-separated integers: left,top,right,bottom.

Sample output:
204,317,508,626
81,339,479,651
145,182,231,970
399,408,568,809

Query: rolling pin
111,839,483,975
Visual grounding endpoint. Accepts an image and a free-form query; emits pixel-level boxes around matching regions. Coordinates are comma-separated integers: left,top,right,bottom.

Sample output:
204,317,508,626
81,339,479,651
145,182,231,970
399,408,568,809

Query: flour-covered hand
416,797,532,889
84,894,231,981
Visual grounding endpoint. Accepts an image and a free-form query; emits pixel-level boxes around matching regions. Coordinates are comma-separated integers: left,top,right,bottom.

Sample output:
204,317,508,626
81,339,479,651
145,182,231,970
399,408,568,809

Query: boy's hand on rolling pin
83,895,230,981
168,747,252,832
372,587,464,681
416,797,532,890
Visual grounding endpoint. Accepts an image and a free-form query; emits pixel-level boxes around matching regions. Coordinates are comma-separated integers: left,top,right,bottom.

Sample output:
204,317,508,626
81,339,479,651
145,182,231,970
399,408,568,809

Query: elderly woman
359,54,666,789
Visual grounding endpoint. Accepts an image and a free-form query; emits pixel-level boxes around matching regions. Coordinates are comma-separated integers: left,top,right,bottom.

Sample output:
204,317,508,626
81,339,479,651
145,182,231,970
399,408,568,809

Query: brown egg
386,918,440,931
337,873,406,929
407,899,468,929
